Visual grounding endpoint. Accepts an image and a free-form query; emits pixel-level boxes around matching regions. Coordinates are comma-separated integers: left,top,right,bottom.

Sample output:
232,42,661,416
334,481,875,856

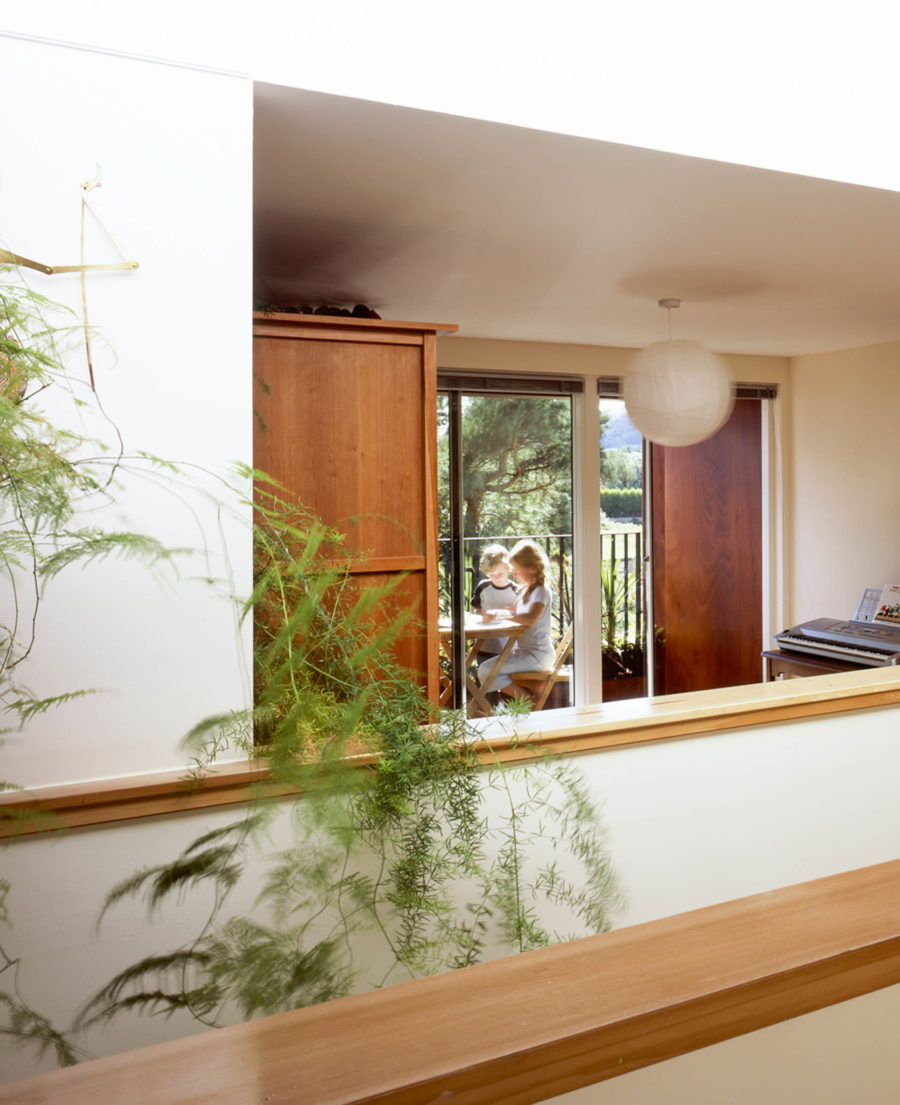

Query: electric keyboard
774,617,900,667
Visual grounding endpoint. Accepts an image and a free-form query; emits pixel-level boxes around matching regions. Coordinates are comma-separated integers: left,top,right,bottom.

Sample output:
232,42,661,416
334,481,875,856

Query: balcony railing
438,533,574,639
600,530,643,646
438,530,645,646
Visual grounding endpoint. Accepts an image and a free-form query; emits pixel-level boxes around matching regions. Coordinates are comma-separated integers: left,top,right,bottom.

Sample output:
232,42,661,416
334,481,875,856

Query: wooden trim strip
0,759,297,837
421,331,440,701
7,858,900,1104
252,312,458,340
252,310,458,332
254,324,427,346
4,666,900,838
345,555,426,574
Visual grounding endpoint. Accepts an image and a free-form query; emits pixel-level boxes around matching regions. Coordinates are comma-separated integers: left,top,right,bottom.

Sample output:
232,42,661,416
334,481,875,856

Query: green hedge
601,487,643,518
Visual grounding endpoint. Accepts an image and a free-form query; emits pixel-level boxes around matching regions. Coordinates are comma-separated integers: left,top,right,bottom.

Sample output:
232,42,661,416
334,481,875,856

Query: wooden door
252,314,455,702
650,398,762,695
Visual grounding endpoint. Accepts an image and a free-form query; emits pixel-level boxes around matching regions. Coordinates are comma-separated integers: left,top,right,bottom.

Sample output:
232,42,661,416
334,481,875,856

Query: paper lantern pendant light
623,300,733,447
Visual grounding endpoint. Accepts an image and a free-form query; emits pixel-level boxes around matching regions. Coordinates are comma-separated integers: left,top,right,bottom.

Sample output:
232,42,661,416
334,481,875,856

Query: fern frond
7,688,99,724
76,950,218,1029
99,844,245,926
39,531,180,580
0,992,86,1066
206,920,353,1018
184,812,268,855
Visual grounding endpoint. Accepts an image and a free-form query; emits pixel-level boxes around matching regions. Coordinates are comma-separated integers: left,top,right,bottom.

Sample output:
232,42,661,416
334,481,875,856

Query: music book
872,583,900,626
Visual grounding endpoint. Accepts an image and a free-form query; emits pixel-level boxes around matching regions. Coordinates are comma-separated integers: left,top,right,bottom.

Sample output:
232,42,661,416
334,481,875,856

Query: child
471,544,517,657
478,539,555,700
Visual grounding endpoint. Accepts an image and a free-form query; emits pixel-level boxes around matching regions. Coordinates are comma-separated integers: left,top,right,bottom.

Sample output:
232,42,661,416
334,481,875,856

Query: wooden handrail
6,858,900,1104
4,665,900,837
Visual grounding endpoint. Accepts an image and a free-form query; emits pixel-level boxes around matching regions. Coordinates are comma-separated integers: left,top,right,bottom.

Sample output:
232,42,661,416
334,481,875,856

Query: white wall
2,13,900,1101
3,2,900,193
791,340,900,623
0,36,254,785
6,698,900,1084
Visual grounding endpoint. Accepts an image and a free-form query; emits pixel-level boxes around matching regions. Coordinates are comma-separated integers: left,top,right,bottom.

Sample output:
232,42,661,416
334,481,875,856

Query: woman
477,539,555,702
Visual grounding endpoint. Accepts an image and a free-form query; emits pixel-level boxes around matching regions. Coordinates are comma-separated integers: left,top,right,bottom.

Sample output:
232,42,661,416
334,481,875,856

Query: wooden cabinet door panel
254,337,427,558
252,315,451,702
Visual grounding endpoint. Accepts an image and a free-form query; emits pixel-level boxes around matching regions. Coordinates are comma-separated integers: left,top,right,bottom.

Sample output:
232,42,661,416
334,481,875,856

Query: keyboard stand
761,648,870,681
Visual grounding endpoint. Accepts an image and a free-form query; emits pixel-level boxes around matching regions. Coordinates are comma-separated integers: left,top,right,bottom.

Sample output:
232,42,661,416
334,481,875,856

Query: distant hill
601,407,642,449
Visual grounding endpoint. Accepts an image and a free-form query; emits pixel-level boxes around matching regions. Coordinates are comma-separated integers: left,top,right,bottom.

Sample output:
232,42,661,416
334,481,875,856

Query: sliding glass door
437,376,577,711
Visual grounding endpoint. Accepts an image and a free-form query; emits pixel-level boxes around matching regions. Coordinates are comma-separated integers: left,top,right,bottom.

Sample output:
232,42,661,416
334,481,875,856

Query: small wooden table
439,616,526,714
761,648,869,681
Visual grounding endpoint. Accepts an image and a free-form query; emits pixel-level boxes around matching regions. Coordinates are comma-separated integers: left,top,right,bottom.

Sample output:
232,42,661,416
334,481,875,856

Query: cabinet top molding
252,311,458,336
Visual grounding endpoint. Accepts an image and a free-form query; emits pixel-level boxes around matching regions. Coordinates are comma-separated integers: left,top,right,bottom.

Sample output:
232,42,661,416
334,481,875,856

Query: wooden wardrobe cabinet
252,312,456,702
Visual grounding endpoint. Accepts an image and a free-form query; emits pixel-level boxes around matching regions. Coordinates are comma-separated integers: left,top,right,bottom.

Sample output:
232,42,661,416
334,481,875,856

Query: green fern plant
0,269,177,1064
599,557,639,652
0,273,174,728
80,491,621,1030
0,266,622,1062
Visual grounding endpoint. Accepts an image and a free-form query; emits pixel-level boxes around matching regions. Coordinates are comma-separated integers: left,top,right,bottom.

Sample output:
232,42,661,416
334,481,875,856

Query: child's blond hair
509,539,549,595
479,544,510,573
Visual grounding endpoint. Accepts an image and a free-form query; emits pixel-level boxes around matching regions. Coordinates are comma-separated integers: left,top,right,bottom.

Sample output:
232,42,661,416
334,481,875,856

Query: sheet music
854,588,882,623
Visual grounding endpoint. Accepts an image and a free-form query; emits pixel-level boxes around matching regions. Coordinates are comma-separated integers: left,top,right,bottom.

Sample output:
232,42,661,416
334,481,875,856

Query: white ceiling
253,83,900,358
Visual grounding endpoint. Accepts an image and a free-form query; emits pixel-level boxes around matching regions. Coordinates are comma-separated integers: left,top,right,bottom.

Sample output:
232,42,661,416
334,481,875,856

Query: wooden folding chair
508,623,574,710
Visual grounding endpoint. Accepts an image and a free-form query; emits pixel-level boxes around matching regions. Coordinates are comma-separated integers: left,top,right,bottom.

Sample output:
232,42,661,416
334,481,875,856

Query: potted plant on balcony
600,559,647,701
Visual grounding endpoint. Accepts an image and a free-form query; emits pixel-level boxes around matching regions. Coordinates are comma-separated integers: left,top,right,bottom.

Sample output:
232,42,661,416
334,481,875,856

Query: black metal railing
438,533,573,640
438,530,645,647
600,530,644,646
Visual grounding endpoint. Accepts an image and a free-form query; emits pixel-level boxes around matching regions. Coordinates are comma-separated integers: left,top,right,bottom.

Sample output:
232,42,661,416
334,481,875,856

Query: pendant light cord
658,297,680,341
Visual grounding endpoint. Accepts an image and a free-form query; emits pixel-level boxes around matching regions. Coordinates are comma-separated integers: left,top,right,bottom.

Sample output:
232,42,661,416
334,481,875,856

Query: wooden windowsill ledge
4,665,900,838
